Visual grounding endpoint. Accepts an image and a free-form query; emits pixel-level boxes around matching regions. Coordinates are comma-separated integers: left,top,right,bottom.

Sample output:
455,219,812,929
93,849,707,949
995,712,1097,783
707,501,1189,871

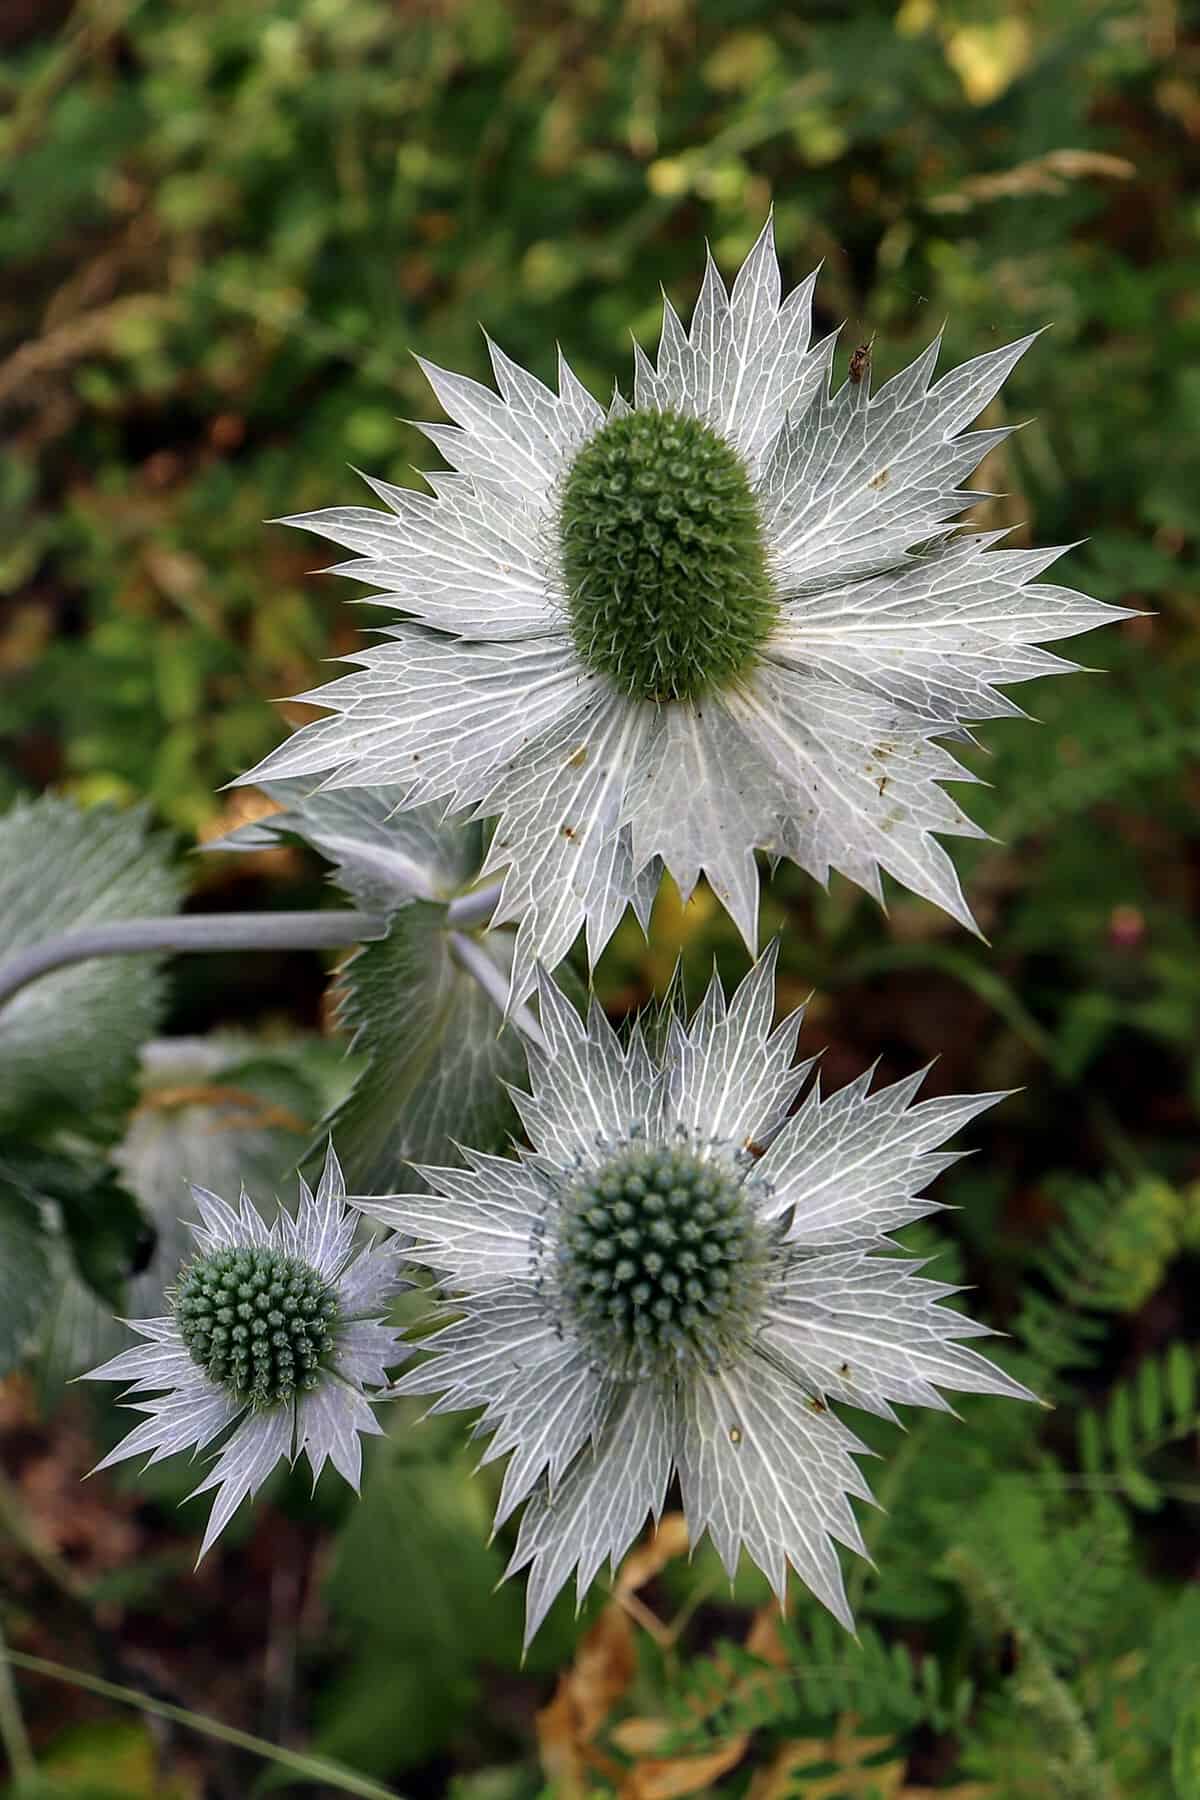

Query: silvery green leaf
117,1036,322,1281
0,797,180,1129
507,966,663,1171
37,1035,322,1388
0,1170,53,1376
239,222,1128,994
391,1284,613,1538
358,952,1036,1644
479,694,657,1005
757,1069,1009,1247
769,531,1121,726
323,900,525,1194
211,781,482,915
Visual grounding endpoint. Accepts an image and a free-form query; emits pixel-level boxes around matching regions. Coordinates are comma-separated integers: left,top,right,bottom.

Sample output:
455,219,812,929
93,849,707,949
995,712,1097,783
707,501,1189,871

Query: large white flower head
242,218,1127,1001
82,1147,408,1559
359,948,1034,1645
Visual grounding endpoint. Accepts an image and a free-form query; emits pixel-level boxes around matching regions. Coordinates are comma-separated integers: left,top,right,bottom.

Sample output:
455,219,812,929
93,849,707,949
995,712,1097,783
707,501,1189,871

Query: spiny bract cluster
81,227,1083,1639
560,408,776,701
241,216,1128,1004
356,949,1036,1645
175,1244,339,1408
83,1149,408,1560
557,1140,769,1374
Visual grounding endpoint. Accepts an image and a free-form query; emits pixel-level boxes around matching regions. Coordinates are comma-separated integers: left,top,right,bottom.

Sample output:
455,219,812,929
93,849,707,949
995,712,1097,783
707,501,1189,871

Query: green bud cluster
557,1142,767,1374
559,408,777,703
174,1245,339,1408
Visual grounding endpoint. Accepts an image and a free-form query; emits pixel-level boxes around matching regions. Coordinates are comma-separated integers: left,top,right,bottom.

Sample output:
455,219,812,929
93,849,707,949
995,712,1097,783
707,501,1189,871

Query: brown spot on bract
806,1395,827,1412
743,1138,767,1160
568,745,589,768
729,1425,742,1446
561,824,577,839
839,1362,851,1377
868,466,890,488
877,774,889,797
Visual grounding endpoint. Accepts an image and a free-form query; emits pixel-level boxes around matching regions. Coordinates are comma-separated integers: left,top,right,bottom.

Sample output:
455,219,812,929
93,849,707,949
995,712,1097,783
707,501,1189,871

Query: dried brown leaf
747,1716,994,1800
536,1605,637,1798
616,1514,692,1598
618,1732,750,1799
929,149,1135,212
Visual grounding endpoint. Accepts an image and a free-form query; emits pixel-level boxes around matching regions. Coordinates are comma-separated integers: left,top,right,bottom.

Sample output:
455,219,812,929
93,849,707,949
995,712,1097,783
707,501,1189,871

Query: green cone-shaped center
559,409,777,703
175,1244,339,1408
558,1143,767,1375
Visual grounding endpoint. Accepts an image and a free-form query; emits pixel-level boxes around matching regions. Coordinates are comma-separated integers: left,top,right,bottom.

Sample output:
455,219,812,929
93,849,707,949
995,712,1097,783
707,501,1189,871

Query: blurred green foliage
3,0,1197,835
2,0,1199,1796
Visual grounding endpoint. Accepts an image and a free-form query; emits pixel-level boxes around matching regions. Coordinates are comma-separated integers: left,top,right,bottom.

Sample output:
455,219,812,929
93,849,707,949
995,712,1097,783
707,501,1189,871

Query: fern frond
656,1612,974,1750
1077,1341,1200,1510
1039,1175,1180,1314
1013,1174,1183,1381
944,1535,1118,1800
994,710,1200,844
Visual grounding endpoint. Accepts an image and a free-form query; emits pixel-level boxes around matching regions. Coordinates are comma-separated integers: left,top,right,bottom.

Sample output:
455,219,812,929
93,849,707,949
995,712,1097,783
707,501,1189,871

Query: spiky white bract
81,1146,408,1560
241,219,1128,1001
357,948,1034,1645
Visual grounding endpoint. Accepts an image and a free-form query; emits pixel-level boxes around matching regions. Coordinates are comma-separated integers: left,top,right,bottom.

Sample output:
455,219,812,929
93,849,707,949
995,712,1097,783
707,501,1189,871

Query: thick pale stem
0,912,386,1011
447,930,547,1052
0,888,537,1050
445,879,502,931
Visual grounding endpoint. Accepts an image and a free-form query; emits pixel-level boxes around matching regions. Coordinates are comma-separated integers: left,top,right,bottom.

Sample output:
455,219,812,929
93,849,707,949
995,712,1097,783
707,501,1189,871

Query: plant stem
0,912,386,1011
445,879,502,931
0,885,538,1052
447,930,547,1051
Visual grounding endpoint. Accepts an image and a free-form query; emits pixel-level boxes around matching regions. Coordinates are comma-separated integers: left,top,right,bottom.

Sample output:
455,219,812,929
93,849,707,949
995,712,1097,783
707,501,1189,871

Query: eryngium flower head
241,218,1128,1001
358,949,1034,1644
82,1147,408,1559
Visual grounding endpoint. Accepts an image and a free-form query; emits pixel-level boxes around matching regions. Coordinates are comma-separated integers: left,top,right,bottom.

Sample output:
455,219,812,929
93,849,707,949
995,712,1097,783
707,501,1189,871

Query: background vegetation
1,0,1198,1794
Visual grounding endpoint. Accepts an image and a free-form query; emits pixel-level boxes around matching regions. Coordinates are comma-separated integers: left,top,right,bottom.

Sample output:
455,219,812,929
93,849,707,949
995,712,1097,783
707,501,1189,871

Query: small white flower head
81,1146,409,1559
358,948,1035,1646
242,218,1129,1001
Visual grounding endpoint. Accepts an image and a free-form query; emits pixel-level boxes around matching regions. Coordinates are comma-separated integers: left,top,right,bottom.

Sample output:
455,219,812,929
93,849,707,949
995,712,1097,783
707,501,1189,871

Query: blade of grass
0,1622,34,1785
0,1649,403,1799
837,941,1063,1072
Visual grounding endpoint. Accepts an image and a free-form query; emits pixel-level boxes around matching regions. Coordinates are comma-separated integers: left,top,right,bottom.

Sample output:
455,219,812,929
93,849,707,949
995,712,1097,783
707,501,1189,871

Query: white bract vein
241,218,1128,1002
356,947,1035,1645
81,1146,409,1560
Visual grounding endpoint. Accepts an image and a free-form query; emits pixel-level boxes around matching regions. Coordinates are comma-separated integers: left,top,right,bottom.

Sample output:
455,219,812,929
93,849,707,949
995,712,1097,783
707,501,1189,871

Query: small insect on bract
849,333,877,385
